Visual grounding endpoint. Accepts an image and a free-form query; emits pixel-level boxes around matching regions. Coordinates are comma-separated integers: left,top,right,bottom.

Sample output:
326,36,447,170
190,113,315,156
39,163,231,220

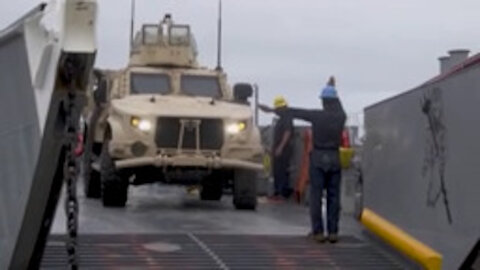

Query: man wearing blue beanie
259,76,346,243
320,77,338,99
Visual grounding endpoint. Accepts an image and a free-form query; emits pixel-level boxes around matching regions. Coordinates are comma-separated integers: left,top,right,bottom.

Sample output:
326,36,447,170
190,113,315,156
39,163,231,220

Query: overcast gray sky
2,0,480,124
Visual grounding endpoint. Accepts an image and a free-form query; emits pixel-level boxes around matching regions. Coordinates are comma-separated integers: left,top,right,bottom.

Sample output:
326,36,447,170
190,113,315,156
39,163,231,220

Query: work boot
314,234,327,243
328,234,338,243
307,232,326,243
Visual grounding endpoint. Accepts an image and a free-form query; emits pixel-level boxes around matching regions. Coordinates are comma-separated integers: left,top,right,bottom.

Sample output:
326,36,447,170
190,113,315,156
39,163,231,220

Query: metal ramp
42,234,403,269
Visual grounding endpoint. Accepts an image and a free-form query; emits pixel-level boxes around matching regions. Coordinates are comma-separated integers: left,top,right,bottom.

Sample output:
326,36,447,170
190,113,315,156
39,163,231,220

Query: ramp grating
41,234,403,269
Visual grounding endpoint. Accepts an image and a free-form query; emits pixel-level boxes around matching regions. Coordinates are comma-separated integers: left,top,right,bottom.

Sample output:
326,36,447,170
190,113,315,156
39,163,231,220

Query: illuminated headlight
131,116,152,131
226,121,247,134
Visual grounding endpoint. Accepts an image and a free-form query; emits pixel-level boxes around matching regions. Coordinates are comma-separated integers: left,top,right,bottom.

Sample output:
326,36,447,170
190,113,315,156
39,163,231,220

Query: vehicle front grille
155,117,224,151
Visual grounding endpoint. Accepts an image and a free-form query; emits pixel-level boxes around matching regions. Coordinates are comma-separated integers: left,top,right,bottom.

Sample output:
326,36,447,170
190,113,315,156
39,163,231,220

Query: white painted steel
0,1,97,268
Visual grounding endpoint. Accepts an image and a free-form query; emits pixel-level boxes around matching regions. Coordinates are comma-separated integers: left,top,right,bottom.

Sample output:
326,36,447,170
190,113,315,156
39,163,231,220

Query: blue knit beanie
320,85,338,99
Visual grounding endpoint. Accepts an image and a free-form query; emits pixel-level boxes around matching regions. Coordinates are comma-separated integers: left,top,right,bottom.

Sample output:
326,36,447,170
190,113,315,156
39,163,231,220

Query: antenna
254,84,259,126
215,0,223,71
129,0,136,53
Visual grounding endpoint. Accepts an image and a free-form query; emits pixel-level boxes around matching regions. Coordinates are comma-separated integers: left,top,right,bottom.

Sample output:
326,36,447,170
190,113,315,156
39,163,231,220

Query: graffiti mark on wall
421,88,453,224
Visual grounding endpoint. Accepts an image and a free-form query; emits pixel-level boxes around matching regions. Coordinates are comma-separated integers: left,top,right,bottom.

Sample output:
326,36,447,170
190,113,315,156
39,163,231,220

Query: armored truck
82,15,263,210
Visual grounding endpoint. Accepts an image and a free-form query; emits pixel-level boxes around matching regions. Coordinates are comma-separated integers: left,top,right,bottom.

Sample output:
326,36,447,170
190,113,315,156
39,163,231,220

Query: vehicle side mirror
93,70,108,105
233,83,253,103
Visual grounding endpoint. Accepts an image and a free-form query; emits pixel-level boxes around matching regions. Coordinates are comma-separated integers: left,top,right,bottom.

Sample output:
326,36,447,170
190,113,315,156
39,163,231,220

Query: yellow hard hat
273,96,287,109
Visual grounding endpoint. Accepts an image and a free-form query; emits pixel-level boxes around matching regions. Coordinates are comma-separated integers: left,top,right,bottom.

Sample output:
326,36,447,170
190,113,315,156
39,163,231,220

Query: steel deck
42,234,403,269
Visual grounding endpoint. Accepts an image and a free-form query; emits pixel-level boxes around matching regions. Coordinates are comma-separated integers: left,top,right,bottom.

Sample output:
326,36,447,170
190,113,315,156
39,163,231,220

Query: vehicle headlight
131,116,152,132
226,121,247,134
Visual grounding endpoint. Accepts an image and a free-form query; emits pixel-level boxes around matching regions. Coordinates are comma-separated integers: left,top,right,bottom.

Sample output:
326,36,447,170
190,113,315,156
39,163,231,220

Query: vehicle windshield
142,25,159,45
130,73,170,95
181,75,222,98
169,25,190,46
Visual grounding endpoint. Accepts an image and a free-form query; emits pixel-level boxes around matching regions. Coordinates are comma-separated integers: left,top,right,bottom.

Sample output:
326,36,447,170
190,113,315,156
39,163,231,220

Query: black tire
82,142,101,199
233,170,258,210
200,172,223,201
83,163,101,198
83,104,104,199
100,135,128,207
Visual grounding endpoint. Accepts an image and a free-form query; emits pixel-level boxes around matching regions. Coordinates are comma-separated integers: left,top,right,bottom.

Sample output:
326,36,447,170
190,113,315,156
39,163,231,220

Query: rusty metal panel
363,63,480,269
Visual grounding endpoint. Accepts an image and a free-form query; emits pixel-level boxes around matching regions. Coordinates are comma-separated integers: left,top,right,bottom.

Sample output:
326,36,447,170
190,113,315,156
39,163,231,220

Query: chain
63,86,80,270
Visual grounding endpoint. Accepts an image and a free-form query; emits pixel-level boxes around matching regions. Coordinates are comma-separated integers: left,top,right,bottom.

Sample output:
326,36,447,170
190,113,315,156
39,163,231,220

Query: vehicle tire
82,142,101,199
100,134,128,207
233,170,258,210
200,172,223,201
83,161,101,198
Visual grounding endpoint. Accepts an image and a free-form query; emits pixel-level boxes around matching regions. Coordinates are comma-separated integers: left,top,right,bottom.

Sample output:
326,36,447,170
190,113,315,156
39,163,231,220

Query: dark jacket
277,98,346,171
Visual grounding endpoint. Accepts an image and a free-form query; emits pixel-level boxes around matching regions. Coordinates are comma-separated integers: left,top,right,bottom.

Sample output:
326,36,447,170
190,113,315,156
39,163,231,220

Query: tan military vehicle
82,15,263,210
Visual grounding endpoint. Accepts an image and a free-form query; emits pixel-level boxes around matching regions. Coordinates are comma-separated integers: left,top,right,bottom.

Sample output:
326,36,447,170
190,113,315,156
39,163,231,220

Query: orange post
294,128,312,203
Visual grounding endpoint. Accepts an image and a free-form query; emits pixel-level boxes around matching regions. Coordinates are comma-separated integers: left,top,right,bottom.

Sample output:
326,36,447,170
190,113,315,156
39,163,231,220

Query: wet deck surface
42,234,403,269
43,184,403,269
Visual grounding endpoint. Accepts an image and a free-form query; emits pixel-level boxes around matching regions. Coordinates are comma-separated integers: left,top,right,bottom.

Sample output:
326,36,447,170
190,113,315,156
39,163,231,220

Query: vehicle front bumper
115,154,264,171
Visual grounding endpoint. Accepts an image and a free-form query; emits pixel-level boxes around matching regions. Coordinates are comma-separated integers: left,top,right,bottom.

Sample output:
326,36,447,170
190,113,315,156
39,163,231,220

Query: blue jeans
309,165,341,235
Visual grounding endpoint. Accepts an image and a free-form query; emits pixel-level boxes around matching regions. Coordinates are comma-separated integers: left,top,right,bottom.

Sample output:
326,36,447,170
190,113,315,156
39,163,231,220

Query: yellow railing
360,208,442,270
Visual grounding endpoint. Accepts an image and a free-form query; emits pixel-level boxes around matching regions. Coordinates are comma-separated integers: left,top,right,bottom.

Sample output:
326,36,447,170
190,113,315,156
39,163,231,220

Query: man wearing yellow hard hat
270,95,294,201
260,76,346,244
273,96,288,109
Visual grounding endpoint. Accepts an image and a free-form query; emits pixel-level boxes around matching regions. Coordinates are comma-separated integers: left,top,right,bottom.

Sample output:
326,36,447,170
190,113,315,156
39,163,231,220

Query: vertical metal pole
129,0,136,53
216,0,223,71
254,84,259,126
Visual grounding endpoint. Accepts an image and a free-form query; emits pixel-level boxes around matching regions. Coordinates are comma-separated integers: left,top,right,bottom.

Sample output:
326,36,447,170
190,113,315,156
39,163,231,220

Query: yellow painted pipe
361,208,442,270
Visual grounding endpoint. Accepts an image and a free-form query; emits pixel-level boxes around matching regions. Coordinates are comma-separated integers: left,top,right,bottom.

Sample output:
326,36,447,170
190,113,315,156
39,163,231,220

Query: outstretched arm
258,104,275,113
286,108,319,122
259,103,320,122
